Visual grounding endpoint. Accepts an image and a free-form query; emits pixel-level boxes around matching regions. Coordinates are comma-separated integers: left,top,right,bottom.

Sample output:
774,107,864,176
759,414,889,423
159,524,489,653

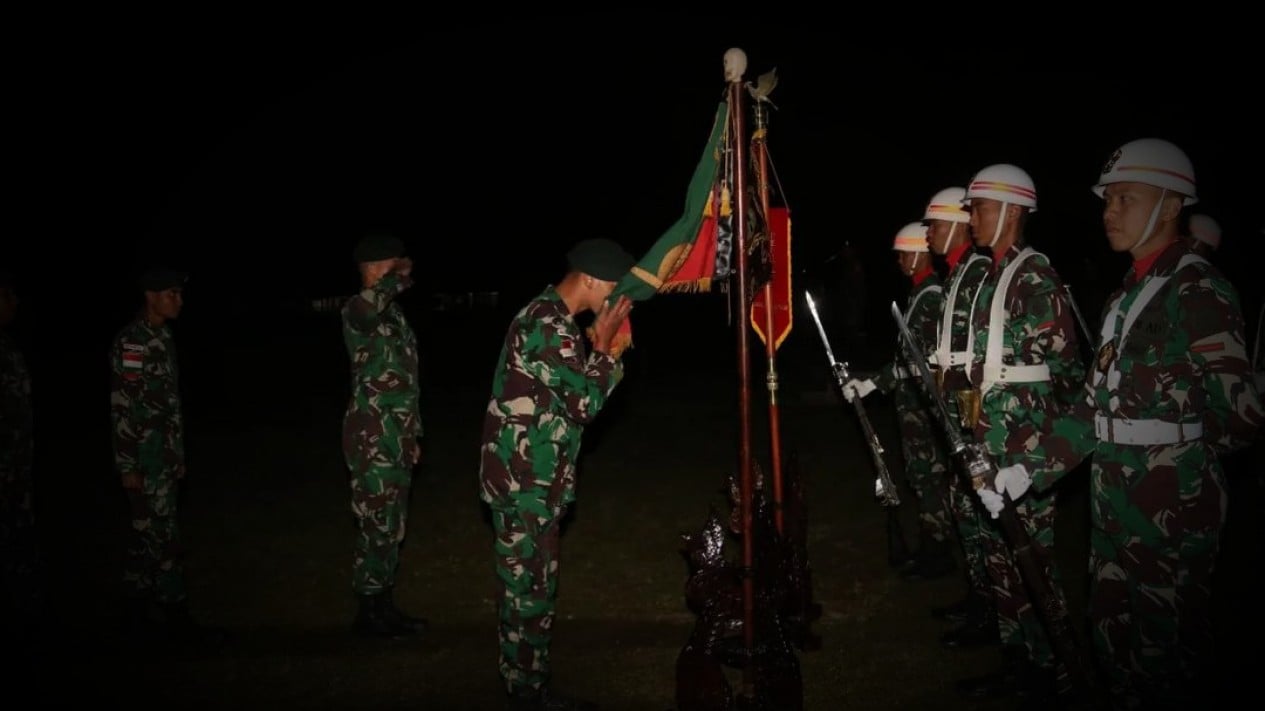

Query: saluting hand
394,257,413,278
591,296,633,354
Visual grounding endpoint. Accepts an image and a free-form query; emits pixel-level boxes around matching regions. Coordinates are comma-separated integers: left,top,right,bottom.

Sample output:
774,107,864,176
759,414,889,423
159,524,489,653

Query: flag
598,99,730,358
613,99,730,302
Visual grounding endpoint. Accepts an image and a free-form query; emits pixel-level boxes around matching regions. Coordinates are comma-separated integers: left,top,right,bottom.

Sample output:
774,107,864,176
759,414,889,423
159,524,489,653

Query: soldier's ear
1161,195,1184,223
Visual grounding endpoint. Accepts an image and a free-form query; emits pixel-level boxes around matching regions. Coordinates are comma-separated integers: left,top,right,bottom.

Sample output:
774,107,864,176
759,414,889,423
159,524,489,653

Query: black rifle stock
804,292,900,507
888,300,1098,704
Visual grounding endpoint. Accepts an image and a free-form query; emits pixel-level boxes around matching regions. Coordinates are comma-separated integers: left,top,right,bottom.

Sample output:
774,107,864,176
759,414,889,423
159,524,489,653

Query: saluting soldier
479,238,634,711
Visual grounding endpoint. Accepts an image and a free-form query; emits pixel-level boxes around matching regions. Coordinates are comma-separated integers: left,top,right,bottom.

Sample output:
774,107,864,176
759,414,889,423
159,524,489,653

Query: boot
932,586,990,625
930,596,970,623
886,507,913,569
507,686,598,711
940,597,999,649
899,533,957,580
381,586,428,634
955,644,1027,699
353,592,411,639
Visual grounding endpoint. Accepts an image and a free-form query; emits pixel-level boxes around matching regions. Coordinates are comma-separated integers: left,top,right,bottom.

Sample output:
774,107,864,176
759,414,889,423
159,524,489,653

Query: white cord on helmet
1131,188,1168,251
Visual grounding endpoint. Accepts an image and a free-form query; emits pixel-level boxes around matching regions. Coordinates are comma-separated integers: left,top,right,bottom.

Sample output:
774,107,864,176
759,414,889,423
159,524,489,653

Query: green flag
613,99,730,302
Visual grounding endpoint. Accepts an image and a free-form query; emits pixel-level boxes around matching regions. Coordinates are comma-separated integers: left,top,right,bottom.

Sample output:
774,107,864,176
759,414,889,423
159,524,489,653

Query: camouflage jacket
341,272,422,468
874,272,943,409
1031,242,1263,490
109,315,184,477
1,330,33,471
968,244,1085,482
479,286,624,513
935,248,992,395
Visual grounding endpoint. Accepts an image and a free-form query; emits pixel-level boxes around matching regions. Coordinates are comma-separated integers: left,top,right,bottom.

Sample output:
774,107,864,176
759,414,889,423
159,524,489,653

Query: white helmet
892,222,929,253
923,187,970,224
1189,213,1221,249
1092,138,1197,205
964,164,1037,212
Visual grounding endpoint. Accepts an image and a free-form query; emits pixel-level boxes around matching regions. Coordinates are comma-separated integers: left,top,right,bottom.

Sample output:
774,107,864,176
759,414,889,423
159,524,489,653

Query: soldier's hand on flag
410,439,422,466
842,378,876,402
121,472,142,491
591,296,633,354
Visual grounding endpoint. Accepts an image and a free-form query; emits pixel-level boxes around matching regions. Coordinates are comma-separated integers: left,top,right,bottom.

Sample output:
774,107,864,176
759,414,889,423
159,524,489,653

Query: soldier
842,223,955,580
957,164,1086,699
341,234,428,639
921,187,998,648
996,139,1263,708
1,271,40,637
110,267,218,645
1184,213,1221,259
479,237,634,711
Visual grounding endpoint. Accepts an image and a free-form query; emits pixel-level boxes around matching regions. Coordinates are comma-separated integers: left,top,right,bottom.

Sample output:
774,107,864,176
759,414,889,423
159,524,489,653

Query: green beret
138,267,188,292
353,234,406,263
566,238,635,281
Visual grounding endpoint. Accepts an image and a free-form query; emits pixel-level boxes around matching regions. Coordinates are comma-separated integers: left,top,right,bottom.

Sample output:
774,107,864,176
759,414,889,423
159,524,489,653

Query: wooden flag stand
674,48,817,711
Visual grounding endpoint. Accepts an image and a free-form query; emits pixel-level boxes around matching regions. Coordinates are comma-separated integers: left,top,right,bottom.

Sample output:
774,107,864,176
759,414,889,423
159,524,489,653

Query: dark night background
4,17,1264,709
7,21,1264,390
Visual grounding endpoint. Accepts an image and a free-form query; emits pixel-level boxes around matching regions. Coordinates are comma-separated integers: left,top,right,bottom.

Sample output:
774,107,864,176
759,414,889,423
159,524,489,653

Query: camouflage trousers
491,502,562,694
946,465,991,601
349,465,412,595
125,470,186,603
895,400,953,543
2,462,41,622
981,486,1063,669
1089,442,1227,709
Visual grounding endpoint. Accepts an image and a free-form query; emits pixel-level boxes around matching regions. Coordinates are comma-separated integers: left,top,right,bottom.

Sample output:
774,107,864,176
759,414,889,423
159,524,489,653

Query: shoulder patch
121,342,144,369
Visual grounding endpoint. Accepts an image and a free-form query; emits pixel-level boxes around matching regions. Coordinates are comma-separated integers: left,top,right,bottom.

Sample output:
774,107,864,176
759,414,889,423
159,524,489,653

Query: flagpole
751,97,785,537
724,48,756,699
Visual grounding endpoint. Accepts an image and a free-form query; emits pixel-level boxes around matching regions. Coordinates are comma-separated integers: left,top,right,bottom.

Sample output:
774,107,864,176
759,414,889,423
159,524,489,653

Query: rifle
888,300,1099,704
1063,284,1095,362
805,292,900,507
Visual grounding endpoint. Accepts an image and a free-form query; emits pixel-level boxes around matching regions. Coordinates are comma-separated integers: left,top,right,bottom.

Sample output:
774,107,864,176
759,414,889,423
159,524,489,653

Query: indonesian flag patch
122,343,144,369
559,337,577,360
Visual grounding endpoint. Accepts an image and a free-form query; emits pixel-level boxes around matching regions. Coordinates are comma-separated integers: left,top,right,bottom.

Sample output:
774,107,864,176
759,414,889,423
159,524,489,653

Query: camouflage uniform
479,286,624,694
341,271,422,596
873,271,952,547
110,315,187,604
1033,242,1263,707
967,244,1085,671
934,246,993,610
1,327,38,621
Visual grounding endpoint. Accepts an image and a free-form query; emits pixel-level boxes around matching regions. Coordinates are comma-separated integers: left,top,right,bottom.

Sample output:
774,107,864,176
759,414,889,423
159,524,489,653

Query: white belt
981,363,1050,386
935,350,972,368
1094,413,1203,445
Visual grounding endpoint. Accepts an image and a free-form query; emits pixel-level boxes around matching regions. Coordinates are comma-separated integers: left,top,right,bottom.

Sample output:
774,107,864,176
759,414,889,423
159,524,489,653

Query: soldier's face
896,251,922,276
588,278,617,312
1102,182,1163,252
148,288,183,320
967,199,1001,247
925,220,958,254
